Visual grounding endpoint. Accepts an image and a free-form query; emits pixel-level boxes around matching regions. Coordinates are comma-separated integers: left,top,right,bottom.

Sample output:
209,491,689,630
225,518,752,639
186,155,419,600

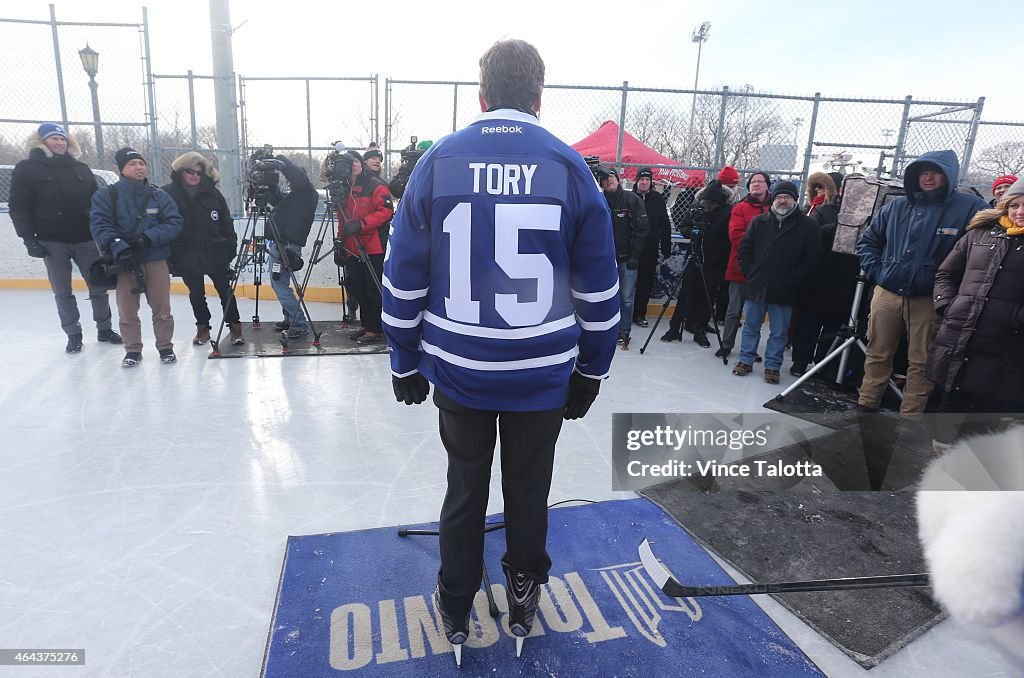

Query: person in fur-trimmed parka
917,426,1024,671
9,123,121,353
162,152,243,346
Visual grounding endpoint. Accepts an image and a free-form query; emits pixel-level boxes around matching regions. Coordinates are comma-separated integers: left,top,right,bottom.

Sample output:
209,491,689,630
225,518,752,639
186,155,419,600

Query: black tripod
640,231,727,363
775,271,903,402
210,194,322,355
299,184,356,326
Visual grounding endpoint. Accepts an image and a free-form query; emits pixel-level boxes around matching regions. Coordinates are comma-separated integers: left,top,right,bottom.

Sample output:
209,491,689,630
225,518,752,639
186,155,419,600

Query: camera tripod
300,187,355,326
639,232,728,364
775,271,903,402
210,196,323,355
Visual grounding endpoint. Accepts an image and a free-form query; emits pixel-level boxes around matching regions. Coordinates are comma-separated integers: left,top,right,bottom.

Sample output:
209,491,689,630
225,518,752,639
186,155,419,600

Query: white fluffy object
917,426,1024,667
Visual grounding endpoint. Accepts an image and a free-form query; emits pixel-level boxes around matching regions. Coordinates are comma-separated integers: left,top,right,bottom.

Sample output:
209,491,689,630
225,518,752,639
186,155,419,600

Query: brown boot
349,328,368,341
193,325,211,345
356,331,384,345
229,323,245,345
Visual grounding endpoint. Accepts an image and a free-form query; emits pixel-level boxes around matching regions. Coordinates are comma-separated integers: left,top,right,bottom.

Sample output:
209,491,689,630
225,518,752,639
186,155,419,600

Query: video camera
679,206,705,240
322,141,355,203
583,155,604,182
246,144,280,206
389,136,428,199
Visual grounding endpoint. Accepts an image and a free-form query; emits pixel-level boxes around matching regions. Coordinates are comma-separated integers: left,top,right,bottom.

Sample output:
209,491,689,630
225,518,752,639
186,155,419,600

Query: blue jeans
739,299,792,370
617,262,638,333
267,241,308,331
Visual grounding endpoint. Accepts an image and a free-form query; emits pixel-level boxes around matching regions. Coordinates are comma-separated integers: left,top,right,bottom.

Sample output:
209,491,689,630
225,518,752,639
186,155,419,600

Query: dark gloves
626,258,639,271
131,234,152,250
392,372,430,405
563,371,601,420
116,244,139,272
23,238,48,258
342,220,363,237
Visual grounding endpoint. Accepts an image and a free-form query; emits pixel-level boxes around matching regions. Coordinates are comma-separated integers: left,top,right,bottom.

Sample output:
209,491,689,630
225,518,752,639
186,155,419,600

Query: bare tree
972,141,1024,177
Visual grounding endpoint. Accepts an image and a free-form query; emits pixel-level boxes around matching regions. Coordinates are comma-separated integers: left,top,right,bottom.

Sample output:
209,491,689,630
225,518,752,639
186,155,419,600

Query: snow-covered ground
0,288,1015,677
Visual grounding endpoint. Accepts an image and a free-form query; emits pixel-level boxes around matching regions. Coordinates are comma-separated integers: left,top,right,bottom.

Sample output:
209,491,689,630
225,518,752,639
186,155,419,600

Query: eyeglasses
183,168,203,177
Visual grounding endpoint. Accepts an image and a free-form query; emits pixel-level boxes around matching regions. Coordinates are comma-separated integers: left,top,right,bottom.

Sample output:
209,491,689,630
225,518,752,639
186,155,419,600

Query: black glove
23,238,49,258
131,234,152,249
392,373,430,405
116,246,139,272
342,220,362,237
563,371,601,420
626,258,639,270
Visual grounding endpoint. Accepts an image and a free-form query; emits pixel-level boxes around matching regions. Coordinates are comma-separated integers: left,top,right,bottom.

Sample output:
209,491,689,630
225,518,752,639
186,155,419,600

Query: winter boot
65,333,83,353
356,331,384,345
159,348,177,364
433,586,470,667
617,330,631,349
193,325,211,345
502,560,542,658
660,329,682,342
732,362,752,376
97,329,123,344
693,330,710,348
274,320,291,331
228,323,245,345
121,351,142,367
714,347,730,359
349,328,368,341
764,369,781,385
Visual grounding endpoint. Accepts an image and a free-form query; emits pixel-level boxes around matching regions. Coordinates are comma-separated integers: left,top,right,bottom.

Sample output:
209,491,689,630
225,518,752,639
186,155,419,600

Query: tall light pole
793,117,804,148
686,21,711,165
78,43,104,164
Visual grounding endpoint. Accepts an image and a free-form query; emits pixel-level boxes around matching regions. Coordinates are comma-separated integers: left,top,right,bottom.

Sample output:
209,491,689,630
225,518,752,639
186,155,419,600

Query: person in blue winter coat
381,39,619,665
855,150,988,416
90,147,183,367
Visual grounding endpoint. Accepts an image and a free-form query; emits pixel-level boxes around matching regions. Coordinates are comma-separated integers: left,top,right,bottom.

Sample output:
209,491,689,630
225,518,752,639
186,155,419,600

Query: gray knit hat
1003,178,1024,201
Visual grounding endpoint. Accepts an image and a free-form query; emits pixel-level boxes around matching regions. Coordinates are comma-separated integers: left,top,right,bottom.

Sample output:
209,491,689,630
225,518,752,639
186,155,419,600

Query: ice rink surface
0,288,1015,677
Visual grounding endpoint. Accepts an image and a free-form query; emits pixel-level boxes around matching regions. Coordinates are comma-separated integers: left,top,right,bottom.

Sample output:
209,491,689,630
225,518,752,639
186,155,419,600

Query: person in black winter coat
9,123,120,353
599,166,648,346
662,180,733,348
734,181,822,384
926,180,1024,443
631,167,672,327
162,152,243,346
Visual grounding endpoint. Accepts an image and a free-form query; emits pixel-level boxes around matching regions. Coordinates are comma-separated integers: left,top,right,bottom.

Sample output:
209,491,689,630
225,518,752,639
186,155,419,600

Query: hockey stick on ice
638,539,930,597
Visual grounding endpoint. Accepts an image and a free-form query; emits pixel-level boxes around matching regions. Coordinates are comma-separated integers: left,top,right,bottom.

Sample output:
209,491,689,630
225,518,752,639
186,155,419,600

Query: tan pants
116,259,174,352
858,287,937,415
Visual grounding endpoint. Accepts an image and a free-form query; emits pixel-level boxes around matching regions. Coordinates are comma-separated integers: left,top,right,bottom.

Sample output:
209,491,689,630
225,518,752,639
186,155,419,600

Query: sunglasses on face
183,168,203,177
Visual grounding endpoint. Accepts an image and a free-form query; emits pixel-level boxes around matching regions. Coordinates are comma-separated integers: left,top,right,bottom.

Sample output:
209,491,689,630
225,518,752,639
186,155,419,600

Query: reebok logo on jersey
481,125,523,135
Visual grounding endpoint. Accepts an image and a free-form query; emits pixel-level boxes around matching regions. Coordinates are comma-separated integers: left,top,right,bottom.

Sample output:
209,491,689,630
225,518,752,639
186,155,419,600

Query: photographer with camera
257,155,318,339
660,179,733,347
336,151,395,345
162,152,243,347
598,165,648,348
90,147,183,367
388,138,433,199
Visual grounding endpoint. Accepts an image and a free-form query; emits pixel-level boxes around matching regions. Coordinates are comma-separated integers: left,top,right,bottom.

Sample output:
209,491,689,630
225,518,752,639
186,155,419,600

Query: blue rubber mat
262,498,822,677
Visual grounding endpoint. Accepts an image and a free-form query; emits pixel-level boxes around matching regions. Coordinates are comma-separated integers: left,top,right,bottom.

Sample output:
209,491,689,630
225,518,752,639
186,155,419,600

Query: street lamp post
686,21,711,165
78,43,104,164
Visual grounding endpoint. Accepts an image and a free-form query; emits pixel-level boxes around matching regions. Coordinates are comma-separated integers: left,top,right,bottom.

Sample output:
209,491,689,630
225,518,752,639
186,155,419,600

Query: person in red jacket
336,151,395,345
717,171,771,359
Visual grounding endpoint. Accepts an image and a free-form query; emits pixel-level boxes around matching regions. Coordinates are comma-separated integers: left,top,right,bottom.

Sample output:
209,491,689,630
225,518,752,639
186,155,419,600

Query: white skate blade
453,642,462,667
516,636,524,658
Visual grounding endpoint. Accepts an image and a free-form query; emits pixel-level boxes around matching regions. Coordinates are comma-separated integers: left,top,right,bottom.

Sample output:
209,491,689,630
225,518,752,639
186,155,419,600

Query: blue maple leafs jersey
382,109,619,411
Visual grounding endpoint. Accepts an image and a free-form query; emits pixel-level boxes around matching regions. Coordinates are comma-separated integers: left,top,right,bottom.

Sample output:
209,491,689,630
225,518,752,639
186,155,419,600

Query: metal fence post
892,95,913,178
48,4,68,130
452,82,459,134
305,79,314,177
960,96,985,185
187,70,198,150
142,9,159,166
383,77,391,178
616,81,628,166
799,93,821,204
713,86,729,167
372,74,379,145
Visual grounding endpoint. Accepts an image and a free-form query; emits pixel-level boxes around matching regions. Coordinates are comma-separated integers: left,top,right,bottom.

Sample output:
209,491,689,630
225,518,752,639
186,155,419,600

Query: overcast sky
6,0,1015,118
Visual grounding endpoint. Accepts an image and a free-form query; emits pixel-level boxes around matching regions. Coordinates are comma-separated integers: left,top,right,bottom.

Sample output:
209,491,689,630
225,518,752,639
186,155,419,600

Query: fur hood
806,172,837,203
24,131,82,159
170,151,220,183
917,426,1024,669
694,182,740,205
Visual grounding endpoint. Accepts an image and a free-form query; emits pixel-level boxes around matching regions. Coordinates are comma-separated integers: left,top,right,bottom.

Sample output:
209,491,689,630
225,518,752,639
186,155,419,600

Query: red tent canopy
571,120,705,188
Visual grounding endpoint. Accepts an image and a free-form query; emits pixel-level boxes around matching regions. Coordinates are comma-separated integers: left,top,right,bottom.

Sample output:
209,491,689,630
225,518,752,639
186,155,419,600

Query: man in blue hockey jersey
381,39,619,664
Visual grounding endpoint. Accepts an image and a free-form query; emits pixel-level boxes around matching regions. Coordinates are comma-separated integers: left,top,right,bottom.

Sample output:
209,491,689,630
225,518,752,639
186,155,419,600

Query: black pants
182,269,240,327
632,241,660,321
434,388,564,619
348,254,384,332
343,260,362,319
669,264,723,333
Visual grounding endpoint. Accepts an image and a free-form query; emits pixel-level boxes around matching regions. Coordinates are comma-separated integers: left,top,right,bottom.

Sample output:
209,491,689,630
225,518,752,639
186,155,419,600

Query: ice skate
433,586,470,667
503,561,541,658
